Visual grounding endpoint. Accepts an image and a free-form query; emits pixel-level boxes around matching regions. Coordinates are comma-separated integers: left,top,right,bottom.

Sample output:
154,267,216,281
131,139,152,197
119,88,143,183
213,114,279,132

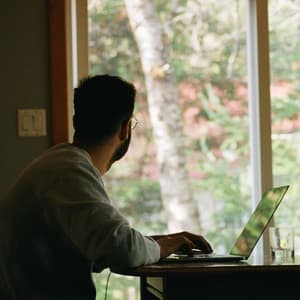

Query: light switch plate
17,109,46,136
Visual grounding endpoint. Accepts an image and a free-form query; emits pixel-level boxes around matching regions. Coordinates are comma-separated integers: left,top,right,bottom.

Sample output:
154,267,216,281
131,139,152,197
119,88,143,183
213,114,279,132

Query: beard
110,132,131,165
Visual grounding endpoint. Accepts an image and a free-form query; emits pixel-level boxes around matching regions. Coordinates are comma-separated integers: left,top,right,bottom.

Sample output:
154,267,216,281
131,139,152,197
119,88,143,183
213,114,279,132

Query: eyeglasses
130,116,138,129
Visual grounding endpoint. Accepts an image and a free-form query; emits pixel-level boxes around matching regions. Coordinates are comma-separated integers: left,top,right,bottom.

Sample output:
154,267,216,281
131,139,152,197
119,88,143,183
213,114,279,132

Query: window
88,0,251,250
53,0,299,299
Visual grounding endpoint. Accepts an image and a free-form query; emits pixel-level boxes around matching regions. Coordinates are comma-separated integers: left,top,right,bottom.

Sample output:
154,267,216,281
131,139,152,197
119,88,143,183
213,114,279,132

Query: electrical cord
104,270,112,300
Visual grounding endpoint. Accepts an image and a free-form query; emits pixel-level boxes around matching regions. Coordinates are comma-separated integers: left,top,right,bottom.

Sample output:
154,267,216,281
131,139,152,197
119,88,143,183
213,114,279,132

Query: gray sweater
0,143,160,300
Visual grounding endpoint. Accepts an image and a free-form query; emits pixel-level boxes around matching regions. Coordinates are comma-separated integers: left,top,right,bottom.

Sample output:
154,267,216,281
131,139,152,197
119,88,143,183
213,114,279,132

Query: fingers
194,234,213,253
172,231,213,253
156,231,213,258
180,236,196,256
156,235,196,258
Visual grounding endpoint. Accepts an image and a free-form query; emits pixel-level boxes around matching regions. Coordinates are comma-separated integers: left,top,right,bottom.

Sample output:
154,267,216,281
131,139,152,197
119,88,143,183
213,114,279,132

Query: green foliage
103,177,166,234
198,83,248,157
88,0,141,80
272,95,300,120
192,169,251,251
191,84,250,250
94,270,140,300
269,1,300,81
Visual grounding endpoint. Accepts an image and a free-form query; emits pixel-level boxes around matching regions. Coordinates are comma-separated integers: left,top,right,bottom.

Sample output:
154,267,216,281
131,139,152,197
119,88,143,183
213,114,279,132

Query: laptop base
160,253,246,263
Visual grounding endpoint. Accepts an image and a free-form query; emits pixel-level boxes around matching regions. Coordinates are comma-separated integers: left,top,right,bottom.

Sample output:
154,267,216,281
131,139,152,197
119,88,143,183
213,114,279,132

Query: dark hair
73,74,136,146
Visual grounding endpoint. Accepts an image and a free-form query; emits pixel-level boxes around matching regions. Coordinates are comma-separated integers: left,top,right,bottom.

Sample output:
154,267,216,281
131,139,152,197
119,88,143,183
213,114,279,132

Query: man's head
73,74,136,149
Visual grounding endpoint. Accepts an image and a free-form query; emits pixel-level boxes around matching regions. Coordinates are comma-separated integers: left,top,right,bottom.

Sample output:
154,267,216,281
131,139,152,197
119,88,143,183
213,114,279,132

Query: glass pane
88,0,249,298
269,0,300,252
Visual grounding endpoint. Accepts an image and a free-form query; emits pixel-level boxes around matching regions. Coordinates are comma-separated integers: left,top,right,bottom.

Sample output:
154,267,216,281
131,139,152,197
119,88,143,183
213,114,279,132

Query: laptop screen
230,185,289,258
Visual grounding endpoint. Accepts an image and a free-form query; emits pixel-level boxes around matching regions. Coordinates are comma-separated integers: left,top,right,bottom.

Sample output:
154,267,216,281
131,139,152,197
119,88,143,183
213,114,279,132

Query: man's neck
73,140,115,175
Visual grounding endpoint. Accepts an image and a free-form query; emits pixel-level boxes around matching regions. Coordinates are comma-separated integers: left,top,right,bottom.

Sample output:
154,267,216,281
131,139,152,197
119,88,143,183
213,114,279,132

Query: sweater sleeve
41,160,160,270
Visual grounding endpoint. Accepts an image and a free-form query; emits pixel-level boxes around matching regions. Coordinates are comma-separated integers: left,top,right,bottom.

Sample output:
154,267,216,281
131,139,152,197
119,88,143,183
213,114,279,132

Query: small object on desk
269,226,295,263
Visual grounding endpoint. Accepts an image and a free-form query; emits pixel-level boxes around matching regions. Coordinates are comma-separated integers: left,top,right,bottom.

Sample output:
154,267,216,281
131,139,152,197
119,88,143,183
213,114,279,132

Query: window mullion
247,0,273,263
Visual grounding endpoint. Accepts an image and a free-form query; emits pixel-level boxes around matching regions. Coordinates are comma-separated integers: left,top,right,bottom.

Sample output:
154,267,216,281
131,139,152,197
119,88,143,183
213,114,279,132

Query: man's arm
44,162,160,269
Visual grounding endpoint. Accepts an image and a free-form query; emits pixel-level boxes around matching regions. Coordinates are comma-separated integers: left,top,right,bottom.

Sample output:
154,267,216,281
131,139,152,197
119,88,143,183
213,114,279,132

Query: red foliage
272,113,300,133
223,99,247,116
122,78,298,179
270,81,294,96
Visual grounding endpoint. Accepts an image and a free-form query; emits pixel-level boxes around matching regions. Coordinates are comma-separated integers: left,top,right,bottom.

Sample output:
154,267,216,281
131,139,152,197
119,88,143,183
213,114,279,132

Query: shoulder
15,143,103,196
32,143,97,176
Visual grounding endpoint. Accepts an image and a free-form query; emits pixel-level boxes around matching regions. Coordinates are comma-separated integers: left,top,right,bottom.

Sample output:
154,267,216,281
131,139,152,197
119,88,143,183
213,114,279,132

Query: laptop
160,185,290,263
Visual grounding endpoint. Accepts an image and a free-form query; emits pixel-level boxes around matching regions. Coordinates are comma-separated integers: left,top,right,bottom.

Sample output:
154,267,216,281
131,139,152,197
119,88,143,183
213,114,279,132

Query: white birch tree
124,0,202,232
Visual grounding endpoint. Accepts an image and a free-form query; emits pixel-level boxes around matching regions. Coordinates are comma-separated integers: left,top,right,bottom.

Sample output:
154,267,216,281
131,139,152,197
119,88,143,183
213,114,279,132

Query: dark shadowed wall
0,0,52,198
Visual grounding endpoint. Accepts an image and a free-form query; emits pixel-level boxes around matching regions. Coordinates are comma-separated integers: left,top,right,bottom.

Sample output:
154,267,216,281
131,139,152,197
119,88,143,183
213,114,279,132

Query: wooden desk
119,256,300,300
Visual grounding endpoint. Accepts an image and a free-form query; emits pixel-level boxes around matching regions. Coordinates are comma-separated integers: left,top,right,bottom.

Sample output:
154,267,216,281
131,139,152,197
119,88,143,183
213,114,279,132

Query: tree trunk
124,0,202,232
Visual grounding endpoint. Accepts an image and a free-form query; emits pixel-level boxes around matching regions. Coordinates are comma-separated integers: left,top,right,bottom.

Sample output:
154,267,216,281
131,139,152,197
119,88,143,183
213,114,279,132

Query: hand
152,231,213,258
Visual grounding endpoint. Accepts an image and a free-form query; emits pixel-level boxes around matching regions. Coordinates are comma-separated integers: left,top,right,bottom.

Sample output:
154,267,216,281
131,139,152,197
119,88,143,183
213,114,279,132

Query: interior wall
0,0,52,198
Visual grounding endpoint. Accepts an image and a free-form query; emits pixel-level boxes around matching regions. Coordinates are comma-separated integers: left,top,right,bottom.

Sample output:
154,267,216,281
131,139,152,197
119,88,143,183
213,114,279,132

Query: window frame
49,0,72,144
247,0,273,261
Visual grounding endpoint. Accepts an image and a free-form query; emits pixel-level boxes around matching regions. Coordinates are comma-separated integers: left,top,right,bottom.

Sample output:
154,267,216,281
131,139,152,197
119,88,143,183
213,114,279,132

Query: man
0,74,212,300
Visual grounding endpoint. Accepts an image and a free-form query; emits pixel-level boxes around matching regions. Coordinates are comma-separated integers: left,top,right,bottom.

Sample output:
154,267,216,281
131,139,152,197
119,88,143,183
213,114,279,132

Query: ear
118,119,130,141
